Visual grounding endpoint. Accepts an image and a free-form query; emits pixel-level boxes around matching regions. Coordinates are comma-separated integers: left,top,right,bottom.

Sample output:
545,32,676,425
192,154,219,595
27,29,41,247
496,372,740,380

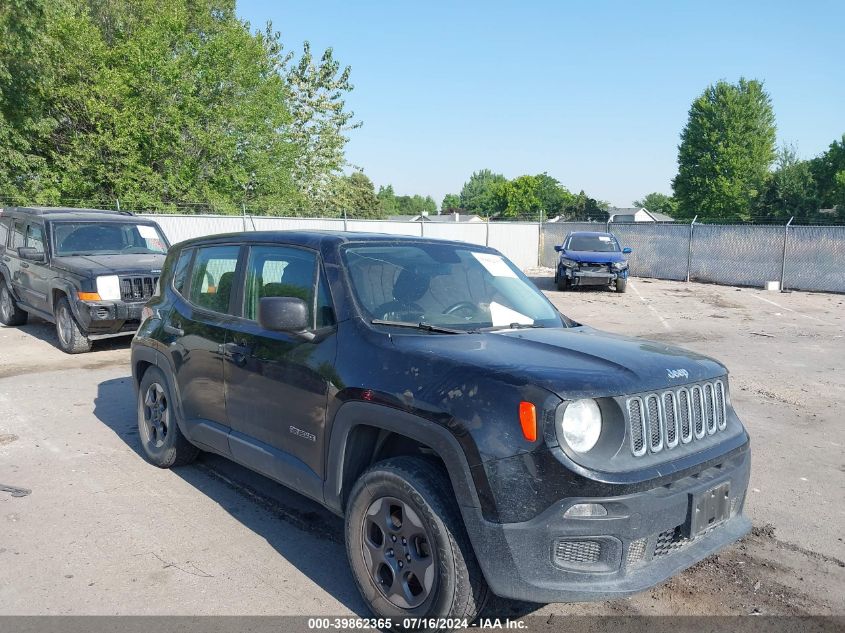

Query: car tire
555,269,569,291
137,366,199,468
345,456,490,626
616,278,627,293
0,280,28,326
54,296,92,353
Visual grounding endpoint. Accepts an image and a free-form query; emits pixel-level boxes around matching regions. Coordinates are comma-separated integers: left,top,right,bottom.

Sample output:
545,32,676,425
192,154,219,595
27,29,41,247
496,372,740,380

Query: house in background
608,207,675,223
389,212,484,223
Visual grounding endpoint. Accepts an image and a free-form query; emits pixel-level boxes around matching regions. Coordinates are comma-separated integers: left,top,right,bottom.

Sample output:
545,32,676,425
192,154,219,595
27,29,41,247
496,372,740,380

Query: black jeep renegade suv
0,207,169,353
130,231,750,623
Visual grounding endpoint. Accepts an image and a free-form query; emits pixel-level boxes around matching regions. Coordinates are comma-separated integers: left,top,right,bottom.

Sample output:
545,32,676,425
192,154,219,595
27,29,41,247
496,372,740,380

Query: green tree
491,175,542,219
0,0,358,215
756,145,818,221
376,184,399,215
672,78,777,221
810,134,845,213
320,171,382,218
284,41,361,213
565,191,609,221
441,193,461,212
459,169,506,215
395,194,436,216
534,173,575,218
632,192,678,217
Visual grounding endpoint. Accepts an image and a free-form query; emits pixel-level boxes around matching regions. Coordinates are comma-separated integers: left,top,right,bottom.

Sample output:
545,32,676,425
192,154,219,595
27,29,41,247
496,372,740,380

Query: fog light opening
563,503,608,518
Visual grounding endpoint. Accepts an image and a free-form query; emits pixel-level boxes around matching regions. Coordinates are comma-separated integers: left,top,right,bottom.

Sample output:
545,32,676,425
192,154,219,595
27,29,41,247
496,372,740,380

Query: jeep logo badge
667,368,689,380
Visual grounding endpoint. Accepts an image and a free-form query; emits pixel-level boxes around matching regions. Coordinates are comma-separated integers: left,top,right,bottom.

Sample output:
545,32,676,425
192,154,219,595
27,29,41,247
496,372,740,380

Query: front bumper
76,300,145,336
462,444,750,602
561,266,627,286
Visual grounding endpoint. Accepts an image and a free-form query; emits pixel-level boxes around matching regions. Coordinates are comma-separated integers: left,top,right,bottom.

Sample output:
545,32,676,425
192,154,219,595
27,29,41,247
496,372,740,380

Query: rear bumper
462,444,750,602
76,300,144,336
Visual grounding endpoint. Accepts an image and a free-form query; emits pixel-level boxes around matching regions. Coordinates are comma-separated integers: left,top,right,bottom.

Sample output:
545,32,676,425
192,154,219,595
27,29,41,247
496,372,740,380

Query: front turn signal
519,401,537,442
77,292,102,302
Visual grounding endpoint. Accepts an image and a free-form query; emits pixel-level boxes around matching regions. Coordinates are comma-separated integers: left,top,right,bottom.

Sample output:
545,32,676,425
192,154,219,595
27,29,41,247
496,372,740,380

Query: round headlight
559,399,602,453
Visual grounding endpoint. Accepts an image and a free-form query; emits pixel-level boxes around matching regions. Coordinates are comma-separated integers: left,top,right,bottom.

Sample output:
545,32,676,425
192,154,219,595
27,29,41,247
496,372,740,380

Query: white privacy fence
138,214,542,271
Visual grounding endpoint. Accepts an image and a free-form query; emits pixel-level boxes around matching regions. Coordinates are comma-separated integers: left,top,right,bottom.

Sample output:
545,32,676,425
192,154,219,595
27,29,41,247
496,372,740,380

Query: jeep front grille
119,275,159,302
626,380,727,457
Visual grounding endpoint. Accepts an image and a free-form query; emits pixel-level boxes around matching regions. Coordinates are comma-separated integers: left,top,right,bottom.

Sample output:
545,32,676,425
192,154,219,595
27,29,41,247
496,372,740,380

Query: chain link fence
542,221,845,293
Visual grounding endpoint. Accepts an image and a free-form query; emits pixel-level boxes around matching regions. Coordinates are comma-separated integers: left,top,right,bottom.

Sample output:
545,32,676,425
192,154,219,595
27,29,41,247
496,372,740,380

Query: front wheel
345,457,490,625
555,269,569,291
0,281,28,326
137,366,199,468
54,296,91,353
615,278,627,293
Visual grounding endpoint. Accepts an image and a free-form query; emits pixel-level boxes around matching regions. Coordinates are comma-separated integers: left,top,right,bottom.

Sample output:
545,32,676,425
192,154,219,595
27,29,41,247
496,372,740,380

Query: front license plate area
688,482,730,537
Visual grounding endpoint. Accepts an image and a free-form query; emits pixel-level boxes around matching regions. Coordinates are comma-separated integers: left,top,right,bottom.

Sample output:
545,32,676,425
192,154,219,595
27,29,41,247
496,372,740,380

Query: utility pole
686,216,697,283
780,217,793,291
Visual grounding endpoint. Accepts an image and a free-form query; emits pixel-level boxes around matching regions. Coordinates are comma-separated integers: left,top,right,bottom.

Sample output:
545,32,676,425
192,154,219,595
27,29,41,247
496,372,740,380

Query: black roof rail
6,206,135,216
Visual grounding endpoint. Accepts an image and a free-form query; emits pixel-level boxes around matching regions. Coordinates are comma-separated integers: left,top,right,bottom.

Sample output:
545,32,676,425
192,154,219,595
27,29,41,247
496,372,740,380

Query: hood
52,254,166,277
562,249,626,264
392,325,725,399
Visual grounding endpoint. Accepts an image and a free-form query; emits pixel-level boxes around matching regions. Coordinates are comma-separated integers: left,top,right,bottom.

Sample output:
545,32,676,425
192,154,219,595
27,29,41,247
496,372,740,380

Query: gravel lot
0,276,843,617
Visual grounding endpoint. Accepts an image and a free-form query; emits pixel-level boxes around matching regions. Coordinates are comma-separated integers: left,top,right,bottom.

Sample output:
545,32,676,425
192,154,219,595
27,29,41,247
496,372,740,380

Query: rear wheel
615,278,627,293
137,366,199,468
0,281,28,326
345,457,489,626
54,296,91,353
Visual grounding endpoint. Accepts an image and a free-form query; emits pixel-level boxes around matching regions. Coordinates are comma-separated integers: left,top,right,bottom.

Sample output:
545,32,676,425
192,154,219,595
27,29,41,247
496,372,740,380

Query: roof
567,231,615,238
648,211,675,222
2,206,150,223
176,230,495,251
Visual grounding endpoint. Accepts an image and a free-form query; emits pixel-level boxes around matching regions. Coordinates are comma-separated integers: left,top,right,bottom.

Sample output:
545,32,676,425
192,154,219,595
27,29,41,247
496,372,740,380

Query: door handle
222,342,251,366
163,322,184,336
20,262,29,269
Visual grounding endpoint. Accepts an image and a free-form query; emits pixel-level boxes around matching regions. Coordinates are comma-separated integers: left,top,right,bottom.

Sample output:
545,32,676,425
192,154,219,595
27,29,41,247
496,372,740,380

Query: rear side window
25,224,45,253
188,246,240,313
171,249,193,295
10,221,25,249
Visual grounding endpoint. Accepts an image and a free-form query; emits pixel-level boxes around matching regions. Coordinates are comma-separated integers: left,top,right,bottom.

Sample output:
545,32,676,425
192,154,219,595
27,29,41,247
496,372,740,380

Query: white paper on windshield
137,225,159,239
598,236,612,242
489,302,534,327
472,252,517,278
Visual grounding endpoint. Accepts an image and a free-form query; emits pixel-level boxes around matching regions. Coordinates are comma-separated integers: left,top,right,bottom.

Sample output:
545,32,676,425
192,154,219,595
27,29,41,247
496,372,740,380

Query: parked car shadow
92,376,544,619
11,314,132,352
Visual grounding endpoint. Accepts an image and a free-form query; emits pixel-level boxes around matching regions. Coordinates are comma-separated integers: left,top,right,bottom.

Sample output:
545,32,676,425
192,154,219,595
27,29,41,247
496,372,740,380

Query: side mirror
554,245,563,252
18,247,45,262
622,247,632,254
258,296,313,339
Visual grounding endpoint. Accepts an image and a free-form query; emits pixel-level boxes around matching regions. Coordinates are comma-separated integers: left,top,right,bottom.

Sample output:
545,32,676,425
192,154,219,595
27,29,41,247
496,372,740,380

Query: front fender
324,401,486,516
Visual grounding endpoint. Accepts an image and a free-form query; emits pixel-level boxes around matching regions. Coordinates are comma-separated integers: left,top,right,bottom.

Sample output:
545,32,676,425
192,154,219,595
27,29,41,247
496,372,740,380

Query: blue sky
237,1,844,208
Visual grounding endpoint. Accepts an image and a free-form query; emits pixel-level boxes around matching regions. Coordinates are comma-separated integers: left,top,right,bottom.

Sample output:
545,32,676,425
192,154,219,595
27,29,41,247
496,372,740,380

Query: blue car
554,231,632,293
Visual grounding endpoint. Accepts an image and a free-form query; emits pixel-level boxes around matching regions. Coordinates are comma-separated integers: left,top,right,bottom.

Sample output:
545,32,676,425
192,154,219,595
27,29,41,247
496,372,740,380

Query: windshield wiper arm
480,323,546,331
370,319,468,334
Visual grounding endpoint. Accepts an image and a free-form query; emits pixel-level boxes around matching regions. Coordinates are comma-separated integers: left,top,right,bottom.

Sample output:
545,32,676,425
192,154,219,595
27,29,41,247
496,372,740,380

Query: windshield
566,234,620,252
52,222,168,256
343,242,566,331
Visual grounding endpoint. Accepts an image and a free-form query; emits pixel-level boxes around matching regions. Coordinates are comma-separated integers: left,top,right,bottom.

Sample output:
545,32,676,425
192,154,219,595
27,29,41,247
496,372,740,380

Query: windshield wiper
370,319,468,335
480,323,546,332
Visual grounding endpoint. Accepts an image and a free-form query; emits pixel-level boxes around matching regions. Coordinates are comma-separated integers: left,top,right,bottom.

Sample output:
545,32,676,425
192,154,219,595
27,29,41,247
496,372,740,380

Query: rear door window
0,217,8,251
172,248,194,296
10,221,25,250
187,246,240,314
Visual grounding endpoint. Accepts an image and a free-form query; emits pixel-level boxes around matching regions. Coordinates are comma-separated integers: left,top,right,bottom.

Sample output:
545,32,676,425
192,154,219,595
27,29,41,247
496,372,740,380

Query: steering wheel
442,301,479,317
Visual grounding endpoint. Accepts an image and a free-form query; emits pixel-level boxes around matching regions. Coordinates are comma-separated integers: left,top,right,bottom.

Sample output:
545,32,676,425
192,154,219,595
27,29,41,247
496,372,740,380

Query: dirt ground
0,275,843,618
